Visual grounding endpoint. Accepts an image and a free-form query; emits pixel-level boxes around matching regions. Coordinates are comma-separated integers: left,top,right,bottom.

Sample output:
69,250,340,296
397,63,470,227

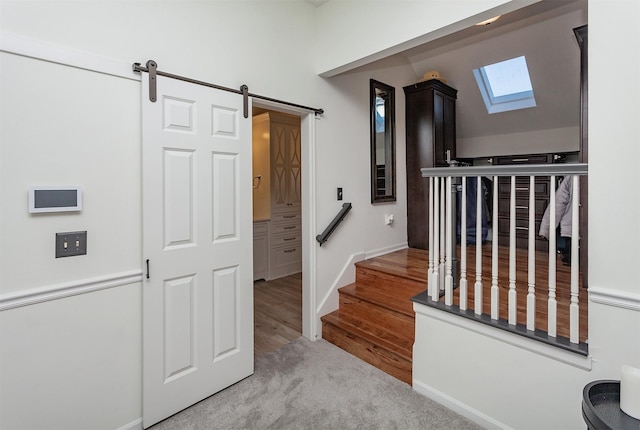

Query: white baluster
460,177,468,311
427,177,434,296
439,178,446,295
570,176,580,343
527,175,536,331
474,176,483,315
431,177,440,302
445,176,453,305
491,176,499,320
508,176,517,325
548,175,557,337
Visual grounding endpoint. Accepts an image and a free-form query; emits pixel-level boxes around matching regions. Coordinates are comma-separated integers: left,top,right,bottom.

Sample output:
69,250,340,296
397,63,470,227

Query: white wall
413,1,640,429
0,0,419,427
2,0,638,429
313,56,415,318
0,2,322,428
457,126,580,158
315,0,540,76
0,284,142,430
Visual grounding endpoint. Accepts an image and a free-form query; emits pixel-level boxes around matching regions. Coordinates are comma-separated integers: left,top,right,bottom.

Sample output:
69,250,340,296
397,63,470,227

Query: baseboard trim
589,287,640,312
116,418,143,430
0,270,143,311
364,242,408,259
412,379,512,430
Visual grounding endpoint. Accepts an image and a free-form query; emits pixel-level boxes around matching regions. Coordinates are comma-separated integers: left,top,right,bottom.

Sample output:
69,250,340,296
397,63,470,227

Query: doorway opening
251,102,315,356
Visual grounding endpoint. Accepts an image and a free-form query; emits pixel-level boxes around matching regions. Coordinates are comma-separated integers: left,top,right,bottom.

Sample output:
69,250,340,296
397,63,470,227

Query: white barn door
141,73,253,427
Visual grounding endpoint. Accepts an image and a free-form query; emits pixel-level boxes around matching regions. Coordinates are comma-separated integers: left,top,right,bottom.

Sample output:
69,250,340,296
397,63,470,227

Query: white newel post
474,176,483,315
459,177,468,310
548,175,557,337
428,177,434,296
570,176,580,343
439,179,446,294
527,175,536,331
431,177,440,302
445,176,453,305
491,176,499,320
508,176,517,325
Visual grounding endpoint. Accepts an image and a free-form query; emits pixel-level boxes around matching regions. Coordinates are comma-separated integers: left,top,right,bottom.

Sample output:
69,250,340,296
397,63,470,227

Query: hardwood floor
254,272,302,357
364,246,588,342
454,243,588,342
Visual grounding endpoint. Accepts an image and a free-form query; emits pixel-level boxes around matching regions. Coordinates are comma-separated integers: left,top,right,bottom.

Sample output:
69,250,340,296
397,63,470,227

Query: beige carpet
150,337,482,429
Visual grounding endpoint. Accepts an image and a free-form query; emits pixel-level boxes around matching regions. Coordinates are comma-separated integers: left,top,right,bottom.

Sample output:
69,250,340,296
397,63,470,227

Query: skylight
473,56,536,114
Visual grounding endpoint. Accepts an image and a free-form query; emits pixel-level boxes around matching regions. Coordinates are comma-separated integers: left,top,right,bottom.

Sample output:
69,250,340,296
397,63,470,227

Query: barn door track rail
133,60,324,118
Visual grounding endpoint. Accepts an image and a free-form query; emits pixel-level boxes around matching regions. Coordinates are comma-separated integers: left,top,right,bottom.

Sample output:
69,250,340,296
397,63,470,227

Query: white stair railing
527,176,536,331
459,179,468,311
548,175,557,337
570,175,580,343
423,163,587,348
427,177,435,297
490,176,499,320
474,176,483,315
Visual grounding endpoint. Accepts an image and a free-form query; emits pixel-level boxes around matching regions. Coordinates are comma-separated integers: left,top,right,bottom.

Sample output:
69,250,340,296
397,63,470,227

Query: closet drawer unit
272,233,301,247
497,177,550,198
497,217,543,238
271,212,301,224
493,153,553,165
494,153,554,252
497,198,549,218
269,242,302,279
271,220,301,236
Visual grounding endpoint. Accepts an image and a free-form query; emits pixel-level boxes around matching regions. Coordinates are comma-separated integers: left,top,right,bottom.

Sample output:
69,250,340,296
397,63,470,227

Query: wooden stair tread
322,248,427,385
321,310,412,361
355,248,428,283
339,283,416,317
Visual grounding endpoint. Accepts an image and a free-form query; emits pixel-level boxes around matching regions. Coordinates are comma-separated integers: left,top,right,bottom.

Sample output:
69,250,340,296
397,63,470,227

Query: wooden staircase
321,248,428,385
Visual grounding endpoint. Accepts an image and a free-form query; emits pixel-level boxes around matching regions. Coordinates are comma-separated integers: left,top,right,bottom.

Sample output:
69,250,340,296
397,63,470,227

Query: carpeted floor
151,337,483,429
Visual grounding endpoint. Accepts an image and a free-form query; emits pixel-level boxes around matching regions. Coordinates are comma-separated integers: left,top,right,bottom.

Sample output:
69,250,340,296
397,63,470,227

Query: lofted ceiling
303,0,587,143
393,0,588,141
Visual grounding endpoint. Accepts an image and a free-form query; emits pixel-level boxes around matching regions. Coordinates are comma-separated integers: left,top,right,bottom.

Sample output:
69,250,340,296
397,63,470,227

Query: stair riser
322,322,412,385
355,267,426,297
338,283,416,318
339,294,414,338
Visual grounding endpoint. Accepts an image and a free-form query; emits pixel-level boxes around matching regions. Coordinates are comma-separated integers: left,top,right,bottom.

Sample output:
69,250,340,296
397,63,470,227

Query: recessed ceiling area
304,0,330,7
396,0,587,146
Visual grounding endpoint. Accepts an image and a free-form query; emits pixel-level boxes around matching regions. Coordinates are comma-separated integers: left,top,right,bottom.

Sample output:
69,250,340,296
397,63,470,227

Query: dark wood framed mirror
370,79,396,203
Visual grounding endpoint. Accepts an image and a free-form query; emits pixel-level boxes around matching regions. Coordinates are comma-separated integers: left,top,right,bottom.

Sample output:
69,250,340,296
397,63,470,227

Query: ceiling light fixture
475,15,501,26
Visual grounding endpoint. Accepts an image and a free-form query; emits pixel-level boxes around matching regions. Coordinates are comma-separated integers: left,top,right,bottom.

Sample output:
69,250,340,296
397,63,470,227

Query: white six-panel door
141,74,253,427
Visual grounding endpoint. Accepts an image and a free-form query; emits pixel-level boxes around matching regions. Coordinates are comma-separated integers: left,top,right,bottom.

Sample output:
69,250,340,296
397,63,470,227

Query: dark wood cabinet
404,79,457,249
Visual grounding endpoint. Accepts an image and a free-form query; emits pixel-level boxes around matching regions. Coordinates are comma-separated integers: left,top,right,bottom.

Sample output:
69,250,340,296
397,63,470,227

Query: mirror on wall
370,79,396,203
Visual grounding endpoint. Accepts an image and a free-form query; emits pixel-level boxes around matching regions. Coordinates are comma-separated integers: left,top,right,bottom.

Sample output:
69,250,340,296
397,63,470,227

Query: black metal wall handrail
316,203,352,246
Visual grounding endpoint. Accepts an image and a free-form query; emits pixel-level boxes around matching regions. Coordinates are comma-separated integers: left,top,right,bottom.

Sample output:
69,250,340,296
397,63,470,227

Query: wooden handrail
421,163,588,178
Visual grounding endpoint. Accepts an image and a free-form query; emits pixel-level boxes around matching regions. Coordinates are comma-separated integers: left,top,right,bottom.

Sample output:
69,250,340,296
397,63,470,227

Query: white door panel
142,74,253,428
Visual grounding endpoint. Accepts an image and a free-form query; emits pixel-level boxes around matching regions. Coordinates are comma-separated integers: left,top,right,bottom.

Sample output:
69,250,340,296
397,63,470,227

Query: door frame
252,99,317,341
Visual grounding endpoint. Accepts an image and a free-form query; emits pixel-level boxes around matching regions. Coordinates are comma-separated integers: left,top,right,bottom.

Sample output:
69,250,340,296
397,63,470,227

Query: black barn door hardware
133,60,324,118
